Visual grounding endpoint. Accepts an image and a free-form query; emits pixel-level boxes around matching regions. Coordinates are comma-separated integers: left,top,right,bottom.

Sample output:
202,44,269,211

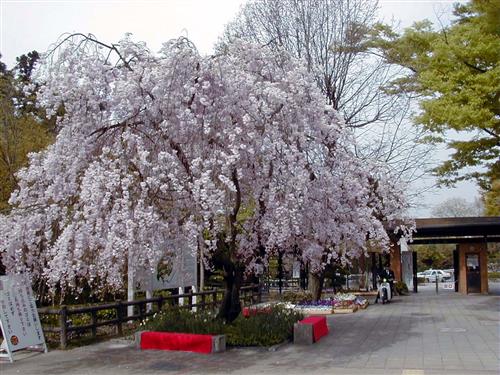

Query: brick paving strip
1,283,499,375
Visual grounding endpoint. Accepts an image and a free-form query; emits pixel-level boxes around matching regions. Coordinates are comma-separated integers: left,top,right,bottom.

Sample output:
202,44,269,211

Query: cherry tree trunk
218,265,243,322
359,254,367,290
308,272,324,301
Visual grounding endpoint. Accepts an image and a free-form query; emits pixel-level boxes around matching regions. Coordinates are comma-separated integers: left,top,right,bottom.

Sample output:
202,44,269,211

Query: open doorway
412,244,456,293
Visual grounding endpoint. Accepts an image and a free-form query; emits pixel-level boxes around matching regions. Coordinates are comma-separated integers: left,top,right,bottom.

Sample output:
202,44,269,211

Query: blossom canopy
0,35,413,294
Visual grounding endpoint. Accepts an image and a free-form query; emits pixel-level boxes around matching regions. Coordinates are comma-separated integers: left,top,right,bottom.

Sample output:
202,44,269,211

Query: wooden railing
37,284,261,349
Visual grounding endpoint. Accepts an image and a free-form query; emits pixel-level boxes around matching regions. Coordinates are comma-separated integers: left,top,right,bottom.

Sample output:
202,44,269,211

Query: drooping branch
47,33,134,71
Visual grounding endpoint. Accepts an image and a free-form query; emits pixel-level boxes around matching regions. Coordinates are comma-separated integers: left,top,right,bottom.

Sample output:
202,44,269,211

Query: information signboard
137,244,197,291
0,275,47,362
443,282,455,290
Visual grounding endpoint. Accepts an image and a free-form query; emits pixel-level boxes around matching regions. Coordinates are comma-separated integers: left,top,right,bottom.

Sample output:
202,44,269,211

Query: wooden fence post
201,293,206,311
158,296,163,312
59,305,68,349
90,310,97,338
116,300,123,336
139,302,145,320
188,290,193,310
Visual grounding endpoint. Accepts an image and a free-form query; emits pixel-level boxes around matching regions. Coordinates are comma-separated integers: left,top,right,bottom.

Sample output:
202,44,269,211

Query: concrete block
212,335,226,353
135,330,146,349
294,322,313,345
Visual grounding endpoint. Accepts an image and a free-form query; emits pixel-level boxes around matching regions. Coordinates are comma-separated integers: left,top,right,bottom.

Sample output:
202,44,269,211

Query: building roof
411,217,500,244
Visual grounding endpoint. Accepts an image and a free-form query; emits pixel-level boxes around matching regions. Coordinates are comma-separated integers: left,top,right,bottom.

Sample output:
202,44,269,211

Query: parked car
417,269,451,282
417,269,432,281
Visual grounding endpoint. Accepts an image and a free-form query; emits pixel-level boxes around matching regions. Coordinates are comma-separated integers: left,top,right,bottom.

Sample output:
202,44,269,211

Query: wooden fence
37,284,261,349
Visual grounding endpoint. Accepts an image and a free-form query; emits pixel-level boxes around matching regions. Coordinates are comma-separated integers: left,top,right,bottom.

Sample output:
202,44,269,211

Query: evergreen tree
0,53,52,212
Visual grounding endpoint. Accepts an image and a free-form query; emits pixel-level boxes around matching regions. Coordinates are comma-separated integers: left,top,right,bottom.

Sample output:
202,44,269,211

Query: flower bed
294,299,334,314
332,294,355,313
291,293,368,314
354,296,369,309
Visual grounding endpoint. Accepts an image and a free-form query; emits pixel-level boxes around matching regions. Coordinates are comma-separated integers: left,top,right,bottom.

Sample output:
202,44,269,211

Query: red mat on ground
140,331,213,354
299,316,329,342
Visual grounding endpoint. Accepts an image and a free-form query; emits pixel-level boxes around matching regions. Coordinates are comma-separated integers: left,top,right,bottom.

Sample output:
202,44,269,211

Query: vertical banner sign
0,275,47,363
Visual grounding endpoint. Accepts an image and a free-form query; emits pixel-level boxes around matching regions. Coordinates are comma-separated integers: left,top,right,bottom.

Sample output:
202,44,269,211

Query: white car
418,269,451,282
417,270,432,278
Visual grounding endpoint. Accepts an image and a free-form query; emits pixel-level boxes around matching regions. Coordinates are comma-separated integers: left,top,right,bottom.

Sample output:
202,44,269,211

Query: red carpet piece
299,316,329,342
140,331,213,354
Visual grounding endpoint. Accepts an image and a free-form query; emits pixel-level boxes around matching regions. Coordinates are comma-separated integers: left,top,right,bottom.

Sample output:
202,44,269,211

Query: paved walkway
2,285,499,375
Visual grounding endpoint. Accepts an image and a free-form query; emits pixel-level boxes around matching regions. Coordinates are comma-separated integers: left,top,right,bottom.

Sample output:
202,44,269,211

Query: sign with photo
0,275,47,362
137,244,197,291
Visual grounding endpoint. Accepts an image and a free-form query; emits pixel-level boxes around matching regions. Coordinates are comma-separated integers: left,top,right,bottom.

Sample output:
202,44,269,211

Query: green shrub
395,281,409,295
281,290,313,304
141,307,223,335
417,277,427,284
139,304,303,347
97,308,116,321
225,305,303,347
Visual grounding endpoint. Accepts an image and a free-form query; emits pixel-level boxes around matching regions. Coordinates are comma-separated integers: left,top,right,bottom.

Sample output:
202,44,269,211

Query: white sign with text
0,275,47,362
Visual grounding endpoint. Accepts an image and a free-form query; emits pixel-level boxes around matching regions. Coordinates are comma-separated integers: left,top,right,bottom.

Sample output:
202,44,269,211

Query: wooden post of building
412,251,418,293
453,247,459,292
389,238,402,282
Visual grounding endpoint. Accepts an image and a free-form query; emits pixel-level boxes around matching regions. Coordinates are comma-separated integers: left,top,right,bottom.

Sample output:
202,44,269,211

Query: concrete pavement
1,284,499,375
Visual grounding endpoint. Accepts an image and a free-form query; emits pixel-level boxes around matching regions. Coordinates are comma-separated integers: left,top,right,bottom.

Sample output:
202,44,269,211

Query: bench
294,316,329,344
136,331,226,354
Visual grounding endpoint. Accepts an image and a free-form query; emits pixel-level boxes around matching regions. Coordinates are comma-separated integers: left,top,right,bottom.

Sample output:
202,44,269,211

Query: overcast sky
0,0,478,217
